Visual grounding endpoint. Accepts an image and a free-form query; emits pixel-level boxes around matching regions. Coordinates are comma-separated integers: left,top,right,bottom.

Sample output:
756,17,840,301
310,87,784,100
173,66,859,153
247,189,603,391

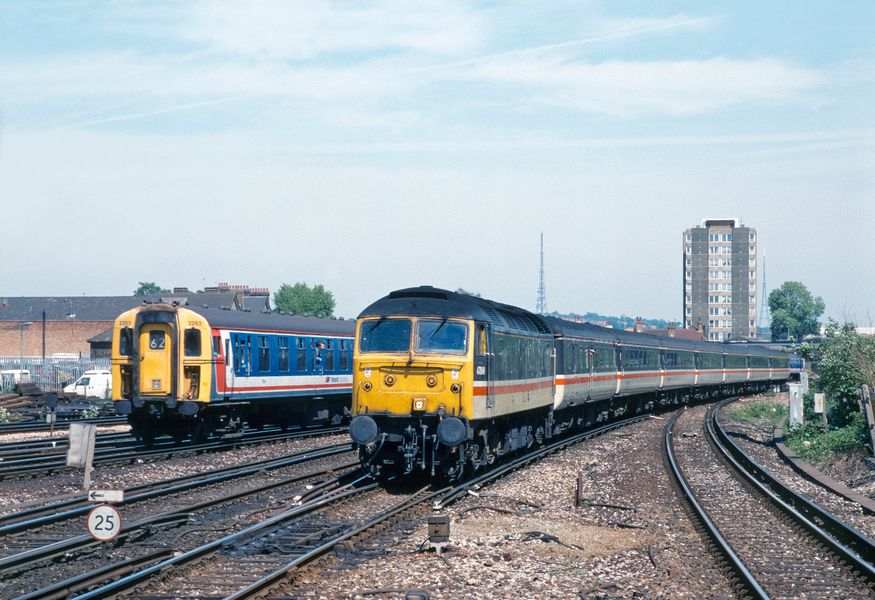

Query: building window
686,307,692,315
685,258,692,266
686,270,692,278
749,233,756,241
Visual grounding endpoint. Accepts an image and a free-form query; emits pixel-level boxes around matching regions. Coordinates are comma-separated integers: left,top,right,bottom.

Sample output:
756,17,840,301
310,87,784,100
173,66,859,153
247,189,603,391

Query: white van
0,369,30,384
64,370,112,399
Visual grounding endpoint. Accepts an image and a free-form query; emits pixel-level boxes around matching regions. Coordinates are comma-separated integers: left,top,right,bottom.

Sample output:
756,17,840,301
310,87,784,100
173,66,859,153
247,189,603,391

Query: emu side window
184,329,201,357
118,327,133,356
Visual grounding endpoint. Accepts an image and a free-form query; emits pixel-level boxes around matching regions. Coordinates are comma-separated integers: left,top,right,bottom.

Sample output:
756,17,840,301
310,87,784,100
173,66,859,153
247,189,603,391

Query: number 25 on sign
87,504,122,542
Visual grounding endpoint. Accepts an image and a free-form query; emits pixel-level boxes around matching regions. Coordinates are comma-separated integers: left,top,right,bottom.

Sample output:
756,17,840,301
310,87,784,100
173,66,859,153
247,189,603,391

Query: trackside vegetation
785,321,875,464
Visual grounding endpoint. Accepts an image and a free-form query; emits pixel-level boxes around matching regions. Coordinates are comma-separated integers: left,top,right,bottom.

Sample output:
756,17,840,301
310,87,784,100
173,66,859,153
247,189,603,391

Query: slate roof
0,292,247,322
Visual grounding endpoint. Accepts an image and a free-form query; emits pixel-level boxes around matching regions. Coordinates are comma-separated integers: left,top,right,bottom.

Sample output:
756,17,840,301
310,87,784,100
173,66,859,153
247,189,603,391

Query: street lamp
19,322,33,370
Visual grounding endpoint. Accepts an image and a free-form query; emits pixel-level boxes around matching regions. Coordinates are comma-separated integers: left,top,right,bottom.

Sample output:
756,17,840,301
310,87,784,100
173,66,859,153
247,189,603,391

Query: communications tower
758,250,769,334
536,232,547,314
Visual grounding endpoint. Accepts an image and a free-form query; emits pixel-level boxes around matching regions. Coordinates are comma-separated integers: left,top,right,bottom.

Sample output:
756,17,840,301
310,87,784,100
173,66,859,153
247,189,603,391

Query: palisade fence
0,356,111,393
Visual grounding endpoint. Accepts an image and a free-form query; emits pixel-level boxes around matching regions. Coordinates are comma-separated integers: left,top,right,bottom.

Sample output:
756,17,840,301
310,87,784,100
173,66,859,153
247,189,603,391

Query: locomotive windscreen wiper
367,316,387,334
429,317,449,339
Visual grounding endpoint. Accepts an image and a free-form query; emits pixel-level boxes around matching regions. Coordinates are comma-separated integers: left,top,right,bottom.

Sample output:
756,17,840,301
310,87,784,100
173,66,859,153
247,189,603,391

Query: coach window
296,338,307,371
278,337,290,372
325,340,335,371
340,340,350,371
258,336,270,372
184,328,201,357
119,327,133,356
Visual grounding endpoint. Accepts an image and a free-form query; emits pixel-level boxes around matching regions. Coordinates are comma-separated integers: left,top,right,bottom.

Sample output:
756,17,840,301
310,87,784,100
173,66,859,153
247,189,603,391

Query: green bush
81,404,102,419
730,402,784,428
785,412,868,464
0,407,8,424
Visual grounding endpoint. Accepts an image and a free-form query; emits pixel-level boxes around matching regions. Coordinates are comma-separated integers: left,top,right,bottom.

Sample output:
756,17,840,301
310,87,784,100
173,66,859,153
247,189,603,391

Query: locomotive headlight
362,381,373,392
450,383,462,394
426,375,437,387
385,374,396,387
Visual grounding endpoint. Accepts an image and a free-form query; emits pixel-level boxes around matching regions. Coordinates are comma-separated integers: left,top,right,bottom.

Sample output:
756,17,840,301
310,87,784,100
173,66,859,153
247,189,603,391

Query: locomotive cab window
359,318,412,353
476,324,488,356
184,328,201,357
415,319,467,355
118,327,133,356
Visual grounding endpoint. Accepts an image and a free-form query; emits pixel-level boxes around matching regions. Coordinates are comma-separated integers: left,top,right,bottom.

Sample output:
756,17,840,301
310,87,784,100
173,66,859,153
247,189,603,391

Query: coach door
474,323,494,411
139,323,172,396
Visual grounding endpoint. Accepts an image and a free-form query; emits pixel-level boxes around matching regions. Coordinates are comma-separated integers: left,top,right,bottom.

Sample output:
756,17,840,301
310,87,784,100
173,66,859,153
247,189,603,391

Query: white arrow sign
88,490,124,503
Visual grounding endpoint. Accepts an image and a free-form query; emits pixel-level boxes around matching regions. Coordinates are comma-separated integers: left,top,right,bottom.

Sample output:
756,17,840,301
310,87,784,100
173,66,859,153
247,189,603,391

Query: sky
0,1,873,323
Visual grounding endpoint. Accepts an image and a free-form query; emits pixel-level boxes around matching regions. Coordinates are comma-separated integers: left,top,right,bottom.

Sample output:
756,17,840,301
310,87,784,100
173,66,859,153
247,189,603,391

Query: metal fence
0,356,111,393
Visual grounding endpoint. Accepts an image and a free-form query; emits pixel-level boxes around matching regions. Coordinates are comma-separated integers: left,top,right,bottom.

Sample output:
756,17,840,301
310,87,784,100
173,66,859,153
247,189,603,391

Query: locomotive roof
183,306,356,336
358,286,552,336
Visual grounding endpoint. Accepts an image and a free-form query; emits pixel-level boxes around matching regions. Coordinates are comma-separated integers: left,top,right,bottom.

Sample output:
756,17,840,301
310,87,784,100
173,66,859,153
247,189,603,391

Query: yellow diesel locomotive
348,287,797,479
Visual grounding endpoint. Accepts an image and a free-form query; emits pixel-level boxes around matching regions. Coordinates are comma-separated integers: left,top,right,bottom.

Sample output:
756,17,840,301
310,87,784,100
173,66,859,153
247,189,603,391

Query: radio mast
536,232,547,314
758,250,769,334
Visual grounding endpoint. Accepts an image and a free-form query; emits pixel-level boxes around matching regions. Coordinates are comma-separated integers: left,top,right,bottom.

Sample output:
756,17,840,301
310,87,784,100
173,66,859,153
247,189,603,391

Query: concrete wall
0,321,112,357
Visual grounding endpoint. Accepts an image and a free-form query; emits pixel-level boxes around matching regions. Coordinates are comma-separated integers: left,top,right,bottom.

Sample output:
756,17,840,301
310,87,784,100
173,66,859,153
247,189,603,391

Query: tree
815,321,875,426
134,282,169,296
273,282,335,318
768,281,825,341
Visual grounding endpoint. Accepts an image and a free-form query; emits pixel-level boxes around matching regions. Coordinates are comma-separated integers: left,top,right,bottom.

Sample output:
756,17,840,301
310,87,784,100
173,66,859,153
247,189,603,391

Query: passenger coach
112,303,355,443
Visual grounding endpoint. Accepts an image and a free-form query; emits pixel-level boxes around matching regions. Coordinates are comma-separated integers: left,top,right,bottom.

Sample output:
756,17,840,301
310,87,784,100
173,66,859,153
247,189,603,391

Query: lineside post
860,385,875,455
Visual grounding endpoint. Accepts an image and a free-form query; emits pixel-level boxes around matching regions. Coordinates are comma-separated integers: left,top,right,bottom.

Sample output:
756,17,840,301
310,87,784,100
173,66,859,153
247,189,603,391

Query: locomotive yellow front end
349,314,476,478
112,304,212,442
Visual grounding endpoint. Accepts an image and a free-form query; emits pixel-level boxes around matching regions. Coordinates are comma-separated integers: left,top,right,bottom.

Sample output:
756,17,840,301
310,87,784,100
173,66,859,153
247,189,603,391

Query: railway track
14,412,654,599
0,445,359,599
0,425,345,480
664,400,875,599
0,417,127,436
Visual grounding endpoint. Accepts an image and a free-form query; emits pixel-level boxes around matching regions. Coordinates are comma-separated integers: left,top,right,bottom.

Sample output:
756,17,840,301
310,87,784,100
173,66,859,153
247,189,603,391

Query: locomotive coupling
350,415,379,445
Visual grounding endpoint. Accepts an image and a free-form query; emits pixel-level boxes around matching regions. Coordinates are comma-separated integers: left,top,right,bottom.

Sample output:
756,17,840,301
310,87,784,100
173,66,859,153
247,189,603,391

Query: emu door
139,323,172,395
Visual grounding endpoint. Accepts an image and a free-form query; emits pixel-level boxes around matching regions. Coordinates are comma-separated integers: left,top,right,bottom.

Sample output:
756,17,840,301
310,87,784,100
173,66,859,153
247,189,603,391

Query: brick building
0,288,259,358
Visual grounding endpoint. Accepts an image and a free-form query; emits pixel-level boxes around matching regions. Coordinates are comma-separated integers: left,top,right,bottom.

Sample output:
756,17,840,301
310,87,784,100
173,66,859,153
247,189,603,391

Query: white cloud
461,56,825,117
177,0,484,59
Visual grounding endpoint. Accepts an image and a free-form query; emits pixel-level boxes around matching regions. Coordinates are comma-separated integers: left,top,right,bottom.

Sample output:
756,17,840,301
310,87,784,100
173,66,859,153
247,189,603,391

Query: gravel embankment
721,394,875,539
284,414,734,600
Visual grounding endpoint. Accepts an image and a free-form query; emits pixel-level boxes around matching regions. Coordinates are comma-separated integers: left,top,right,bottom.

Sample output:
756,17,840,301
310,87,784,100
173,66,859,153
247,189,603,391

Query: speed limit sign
87,504,122,541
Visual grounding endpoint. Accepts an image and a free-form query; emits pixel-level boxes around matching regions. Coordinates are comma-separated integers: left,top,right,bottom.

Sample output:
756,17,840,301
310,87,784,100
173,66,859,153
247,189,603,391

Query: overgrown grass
0,407,8,424
785,412,868,464
730,402,784,428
